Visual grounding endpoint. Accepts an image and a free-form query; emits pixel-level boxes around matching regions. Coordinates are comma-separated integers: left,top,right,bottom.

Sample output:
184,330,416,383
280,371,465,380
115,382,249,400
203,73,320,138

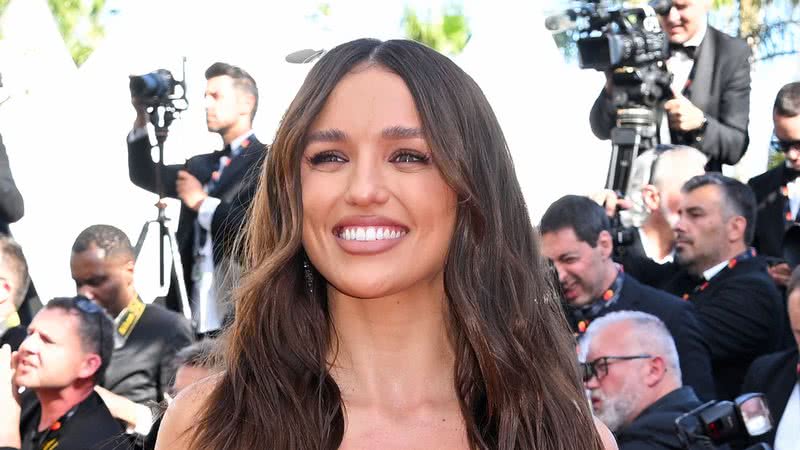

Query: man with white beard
580,311,703,449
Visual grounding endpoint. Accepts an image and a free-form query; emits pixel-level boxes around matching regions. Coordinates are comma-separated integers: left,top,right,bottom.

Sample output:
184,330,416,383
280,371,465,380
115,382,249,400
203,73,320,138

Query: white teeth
339,226,406,241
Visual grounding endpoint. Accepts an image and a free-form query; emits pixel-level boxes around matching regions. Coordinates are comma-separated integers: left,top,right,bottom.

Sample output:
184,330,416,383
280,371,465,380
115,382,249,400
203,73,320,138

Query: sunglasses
71,296,106,358
581,354,653,382
771,136,800,153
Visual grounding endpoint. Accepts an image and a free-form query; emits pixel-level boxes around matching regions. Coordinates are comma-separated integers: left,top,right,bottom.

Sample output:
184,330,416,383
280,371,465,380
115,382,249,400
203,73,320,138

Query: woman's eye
391,151,430,164
307,151,346,166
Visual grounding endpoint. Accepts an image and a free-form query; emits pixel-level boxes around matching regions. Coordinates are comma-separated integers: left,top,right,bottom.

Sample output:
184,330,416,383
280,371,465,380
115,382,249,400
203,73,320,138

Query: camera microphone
544,12,577,33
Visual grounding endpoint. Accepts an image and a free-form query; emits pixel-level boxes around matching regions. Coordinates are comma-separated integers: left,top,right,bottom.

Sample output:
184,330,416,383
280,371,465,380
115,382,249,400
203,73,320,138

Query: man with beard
540,195,715,400
127,62,266,336
581,311,703,449
662,173,785,399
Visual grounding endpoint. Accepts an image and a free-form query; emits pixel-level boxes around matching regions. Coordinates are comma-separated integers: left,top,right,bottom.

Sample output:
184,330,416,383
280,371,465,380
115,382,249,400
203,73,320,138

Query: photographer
589,0,751,172
127,62,265,336
580,311,705,449
748,82,800,287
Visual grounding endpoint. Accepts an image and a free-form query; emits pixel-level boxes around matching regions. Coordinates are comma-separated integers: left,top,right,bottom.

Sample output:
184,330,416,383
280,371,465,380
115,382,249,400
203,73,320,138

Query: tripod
133,105,193,323
605,107,659,194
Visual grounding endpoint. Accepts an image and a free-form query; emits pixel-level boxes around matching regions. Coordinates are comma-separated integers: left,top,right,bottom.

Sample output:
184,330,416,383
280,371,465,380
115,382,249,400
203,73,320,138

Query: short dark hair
44,297,114,384
682,173,757,244
72,224,134,260
0,235,29,309
539,195,610,247
205,62,259,121
774,82,800,117
173,339,218,370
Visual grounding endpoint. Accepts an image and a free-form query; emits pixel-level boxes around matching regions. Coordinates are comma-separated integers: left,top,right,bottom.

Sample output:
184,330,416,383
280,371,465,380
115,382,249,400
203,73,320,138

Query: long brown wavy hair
190,39,603,450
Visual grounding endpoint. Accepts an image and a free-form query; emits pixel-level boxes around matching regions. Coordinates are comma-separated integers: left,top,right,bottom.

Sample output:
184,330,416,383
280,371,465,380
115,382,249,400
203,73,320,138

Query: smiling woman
155,38,611,450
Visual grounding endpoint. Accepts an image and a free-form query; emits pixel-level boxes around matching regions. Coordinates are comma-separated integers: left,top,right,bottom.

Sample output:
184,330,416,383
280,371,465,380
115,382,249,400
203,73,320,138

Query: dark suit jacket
616,386,703,449
589,26,751,172
749,165,792,259
127,134,265,314
742,348,798,446
103,303,194,404
661,257,785,400
0,132,23,236
595,274,716,400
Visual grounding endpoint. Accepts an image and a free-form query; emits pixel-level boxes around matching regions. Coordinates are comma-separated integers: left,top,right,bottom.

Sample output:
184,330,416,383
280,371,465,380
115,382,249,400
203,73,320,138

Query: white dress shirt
660,22,708,144
774,382,800,450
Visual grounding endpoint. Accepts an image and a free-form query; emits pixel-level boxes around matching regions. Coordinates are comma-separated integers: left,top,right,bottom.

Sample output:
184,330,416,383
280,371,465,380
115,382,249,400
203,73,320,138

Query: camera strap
115,294,146,348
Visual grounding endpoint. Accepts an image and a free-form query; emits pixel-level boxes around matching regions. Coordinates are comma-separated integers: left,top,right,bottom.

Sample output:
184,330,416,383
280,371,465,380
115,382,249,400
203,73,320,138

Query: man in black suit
70,225,194,442
589,0,751,172
0,236,29,351
540,195,715,400
742,265,800,448
580,311,704,449
748,82,800,288
127,62,265,335
661,173,785,400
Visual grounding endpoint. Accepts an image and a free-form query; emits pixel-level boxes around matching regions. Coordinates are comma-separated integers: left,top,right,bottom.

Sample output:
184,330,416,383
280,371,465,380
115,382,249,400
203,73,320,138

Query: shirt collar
637,228,674,264
702,258,729,281
229,130,254,154
683,20,708,48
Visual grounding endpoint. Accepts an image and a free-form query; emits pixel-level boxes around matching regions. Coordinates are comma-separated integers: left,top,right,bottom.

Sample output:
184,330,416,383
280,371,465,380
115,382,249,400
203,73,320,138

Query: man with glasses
69,225,194,445
748,82,800,287
0,296,126,450
580,311,704,449
540,195,715,400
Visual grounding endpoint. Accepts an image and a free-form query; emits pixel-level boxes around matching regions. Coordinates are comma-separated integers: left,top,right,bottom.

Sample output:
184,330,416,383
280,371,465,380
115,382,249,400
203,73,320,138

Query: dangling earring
303,258,315,296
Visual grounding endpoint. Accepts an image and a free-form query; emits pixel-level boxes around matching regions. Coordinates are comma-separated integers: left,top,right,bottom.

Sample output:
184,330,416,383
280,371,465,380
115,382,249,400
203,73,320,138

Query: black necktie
670,43,697,59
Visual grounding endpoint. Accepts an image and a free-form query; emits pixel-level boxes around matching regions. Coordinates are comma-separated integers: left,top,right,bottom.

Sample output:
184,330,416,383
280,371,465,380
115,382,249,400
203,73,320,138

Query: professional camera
129,69,178,105
675,393,773,449
546,0,673,194
129,59,188,109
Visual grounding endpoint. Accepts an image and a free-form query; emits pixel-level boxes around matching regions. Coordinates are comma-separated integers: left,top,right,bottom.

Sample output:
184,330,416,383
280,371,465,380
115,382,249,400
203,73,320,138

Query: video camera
546,0,674,195
675,393,773,450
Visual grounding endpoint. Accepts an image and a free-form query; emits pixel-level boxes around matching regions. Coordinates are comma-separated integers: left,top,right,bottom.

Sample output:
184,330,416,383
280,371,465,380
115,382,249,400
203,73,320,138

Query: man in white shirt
589,0,752,172
127,62,266,335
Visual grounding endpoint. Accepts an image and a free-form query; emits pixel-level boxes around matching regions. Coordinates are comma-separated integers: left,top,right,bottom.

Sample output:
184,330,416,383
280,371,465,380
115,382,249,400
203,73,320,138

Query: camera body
675,393,773,449
129,69,178,106
572,0,673,110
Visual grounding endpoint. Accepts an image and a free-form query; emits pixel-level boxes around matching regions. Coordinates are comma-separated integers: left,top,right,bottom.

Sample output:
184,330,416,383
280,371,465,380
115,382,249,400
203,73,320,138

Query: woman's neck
327,277,456,410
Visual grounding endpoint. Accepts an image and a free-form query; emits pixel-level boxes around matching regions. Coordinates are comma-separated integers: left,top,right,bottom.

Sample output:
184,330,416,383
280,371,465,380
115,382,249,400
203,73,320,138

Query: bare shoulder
155,373,222,450
593,416,618,450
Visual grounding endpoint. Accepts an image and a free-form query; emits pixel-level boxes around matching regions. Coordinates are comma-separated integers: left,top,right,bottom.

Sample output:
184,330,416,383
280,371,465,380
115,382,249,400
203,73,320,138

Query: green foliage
46,0,106,66
402,4,471,55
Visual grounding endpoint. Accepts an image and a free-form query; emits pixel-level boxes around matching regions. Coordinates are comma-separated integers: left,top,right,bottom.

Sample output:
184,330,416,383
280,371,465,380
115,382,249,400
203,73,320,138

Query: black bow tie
670,43,697,59
784,166,800,184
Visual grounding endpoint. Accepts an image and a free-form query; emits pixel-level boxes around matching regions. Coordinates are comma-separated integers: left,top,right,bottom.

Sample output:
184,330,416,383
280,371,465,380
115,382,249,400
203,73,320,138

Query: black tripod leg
133,220,153,259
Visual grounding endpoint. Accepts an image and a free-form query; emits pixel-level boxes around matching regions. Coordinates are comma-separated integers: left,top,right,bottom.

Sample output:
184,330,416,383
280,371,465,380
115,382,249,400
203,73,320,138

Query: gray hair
624,146,707,227
580,310,682,381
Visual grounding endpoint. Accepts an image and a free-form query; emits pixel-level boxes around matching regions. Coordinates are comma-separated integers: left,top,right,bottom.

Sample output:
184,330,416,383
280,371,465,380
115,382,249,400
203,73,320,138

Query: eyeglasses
581,354,653,382
71,296,105,360
771,136,800,153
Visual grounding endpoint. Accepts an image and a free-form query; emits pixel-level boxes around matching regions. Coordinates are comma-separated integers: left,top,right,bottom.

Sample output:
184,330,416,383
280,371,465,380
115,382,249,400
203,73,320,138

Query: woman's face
300,66,458,300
